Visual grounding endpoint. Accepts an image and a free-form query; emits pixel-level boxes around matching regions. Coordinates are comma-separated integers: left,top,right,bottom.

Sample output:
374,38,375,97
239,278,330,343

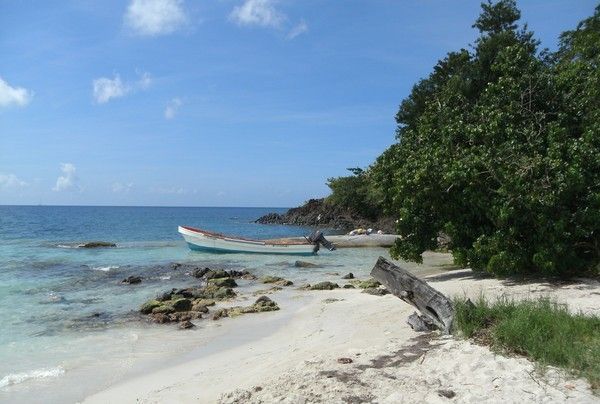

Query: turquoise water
0,206,395,402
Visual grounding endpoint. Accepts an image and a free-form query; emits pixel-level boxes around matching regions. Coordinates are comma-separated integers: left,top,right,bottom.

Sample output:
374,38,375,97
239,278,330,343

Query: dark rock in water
193,267,211,278
208,277,238,288
228,269,251,278
80,241,116,248
171,298,192,312
171,263,182,270
309,281,339,290
179,320,195,329
121,275,142,285
342,273,354,279
206,269,230,279
362,288,390,296
170,312,201,322
294,260,319,268
343,284,355,289
156,291,173,302
140,299,162,314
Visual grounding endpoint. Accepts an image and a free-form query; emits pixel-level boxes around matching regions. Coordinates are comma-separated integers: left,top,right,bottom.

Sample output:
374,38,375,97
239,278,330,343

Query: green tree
372,1,599,276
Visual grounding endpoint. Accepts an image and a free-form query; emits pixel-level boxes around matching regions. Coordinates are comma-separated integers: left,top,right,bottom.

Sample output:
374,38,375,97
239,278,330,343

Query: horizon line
0,204,293,209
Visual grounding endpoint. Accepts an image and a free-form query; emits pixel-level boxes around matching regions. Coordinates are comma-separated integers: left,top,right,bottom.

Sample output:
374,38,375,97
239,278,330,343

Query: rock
343,284,355,289
437,389,456,399
156,291,173,301
171,263,182,270
294,260,319,268
252,286,282,296
171,298,192,312
191,303,209,313
362,288,390,296
206,269,230,279
228,270,252,278
323,298,342,304
208,277,238,288
193,298,216,307
342,272,354,279
253,296,279,312
192,267,211,278
170,312,201,322
80,241,116,248
337,357,353,364
152,313,171,324
261,276,292,286
309,281,339,290
179,320,195,329
152,305,175,314
204,286,236,300
261,275,284,284
212,308,229,320
350,278,381,289
140,299,162,314
121,275,142,285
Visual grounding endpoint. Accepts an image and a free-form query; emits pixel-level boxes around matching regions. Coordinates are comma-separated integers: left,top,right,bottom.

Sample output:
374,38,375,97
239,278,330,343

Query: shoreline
84,256,599,403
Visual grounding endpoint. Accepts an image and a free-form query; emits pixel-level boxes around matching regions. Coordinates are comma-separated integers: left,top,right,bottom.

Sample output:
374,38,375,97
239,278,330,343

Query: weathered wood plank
370,257,454,333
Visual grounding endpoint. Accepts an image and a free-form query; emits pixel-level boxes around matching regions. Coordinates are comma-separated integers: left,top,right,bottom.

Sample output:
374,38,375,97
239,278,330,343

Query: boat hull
179,226,316,255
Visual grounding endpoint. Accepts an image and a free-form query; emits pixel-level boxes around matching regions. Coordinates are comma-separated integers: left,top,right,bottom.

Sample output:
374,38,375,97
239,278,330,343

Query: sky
0,0,597,207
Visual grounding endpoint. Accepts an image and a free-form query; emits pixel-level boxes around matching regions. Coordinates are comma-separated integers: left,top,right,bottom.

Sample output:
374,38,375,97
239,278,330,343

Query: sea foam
91,265,119,272
0,366,65,389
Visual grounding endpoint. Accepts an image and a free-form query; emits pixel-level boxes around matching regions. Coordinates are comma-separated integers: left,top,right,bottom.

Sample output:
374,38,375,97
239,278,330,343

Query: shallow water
0,206,435,403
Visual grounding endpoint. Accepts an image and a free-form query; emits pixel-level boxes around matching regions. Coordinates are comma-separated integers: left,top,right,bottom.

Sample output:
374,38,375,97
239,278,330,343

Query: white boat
178,226,333,255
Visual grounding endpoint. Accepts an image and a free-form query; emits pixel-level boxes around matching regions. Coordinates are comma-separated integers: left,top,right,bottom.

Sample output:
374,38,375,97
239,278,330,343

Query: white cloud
52,163,79,192
287,20,308,39
0,77,33,107
229,0,285,28
92,72,151,104
112,182,134,193
0,173,28,189
93,75,128,104
125,0,187,36
164,97,183,119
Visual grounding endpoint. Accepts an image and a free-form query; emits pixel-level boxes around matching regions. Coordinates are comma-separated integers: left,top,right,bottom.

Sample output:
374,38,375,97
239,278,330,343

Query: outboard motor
306,230,336,254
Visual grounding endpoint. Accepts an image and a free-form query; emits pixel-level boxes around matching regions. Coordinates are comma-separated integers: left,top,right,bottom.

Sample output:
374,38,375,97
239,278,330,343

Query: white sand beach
84,253,600,404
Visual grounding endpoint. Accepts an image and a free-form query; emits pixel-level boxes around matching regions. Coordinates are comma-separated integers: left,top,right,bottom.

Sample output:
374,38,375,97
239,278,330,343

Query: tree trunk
370,257,454,333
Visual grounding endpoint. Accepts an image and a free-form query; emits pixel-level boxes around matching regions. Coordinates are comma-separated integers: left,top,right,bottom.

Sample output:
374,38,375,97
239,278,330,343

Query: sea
0,205,398,403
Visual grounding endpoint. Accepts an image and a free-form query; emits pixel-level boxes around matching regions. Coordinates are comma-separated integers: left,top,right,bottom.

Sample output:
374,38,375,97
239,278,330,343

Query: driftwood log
370,257,454,334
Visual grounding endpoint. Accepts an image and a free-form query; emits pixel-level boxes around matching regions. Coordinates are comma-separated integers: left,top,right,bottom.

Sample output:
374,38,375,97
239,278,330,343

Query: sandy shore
84,257,599,404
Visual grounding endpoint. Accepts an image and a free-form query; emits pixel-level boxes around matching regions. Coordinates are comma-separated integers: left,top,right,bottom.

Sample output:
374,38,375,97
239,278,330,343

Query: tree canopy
328,1,599,277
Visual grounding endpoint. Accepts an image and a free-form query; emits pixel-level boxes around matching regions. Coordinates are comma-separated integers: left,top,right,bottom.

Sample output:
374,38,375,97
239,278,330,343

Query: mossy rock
350,278,381,289
252,286,282,296
152,305,175,314
171,298,192,312
199,285,237,300
140,299,162,314
274,279,293,287
309,281,339,290
252,296,279,312
212,308,229,320
206,269,230,279
261,275,284,284
193,298,216,307
208,277,238,288
343,284,355,289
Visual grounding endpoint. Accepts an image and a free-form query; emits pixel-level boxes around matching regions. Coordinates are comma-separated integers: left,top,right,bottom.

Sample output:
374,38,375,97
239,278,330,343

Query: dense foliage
328,1,599,276
325,168,382,221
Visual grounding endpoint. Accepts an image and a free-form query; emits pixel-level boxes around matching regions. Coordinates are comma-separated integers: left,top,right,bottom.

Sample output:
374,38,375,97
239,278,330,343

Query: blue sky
0,0,596,207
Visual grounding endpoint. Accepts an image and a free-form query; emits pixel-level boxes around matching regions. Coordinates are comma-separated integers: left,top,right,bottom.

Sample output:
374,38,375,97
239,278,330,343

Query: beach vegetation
327,0,600,277
453,295,600,390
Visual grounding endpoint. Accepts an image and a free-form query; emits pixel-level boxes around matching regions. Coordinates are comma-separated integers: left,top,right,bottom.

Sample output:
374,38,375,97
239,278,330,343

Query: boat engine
306,230,336,253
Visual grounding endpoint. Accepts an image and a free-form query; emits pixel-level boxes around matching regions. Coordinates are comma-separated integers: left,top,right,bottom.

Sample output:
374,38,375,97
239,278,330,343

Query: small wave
90,265,119,272
0,366,65,389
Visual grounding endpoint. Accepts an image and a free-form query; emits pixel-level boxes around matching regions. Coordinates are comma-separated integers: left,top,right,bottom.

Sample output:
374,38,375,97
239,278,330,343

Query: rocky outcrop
211,296,280,320
79,241,116,248
121,275,142,285
255,198,396,233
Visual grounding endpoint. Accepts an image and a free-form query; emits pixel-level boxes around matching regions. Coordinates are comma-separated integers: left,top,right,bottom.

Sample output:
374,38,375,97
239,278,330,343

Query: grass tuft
453,295,600,391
